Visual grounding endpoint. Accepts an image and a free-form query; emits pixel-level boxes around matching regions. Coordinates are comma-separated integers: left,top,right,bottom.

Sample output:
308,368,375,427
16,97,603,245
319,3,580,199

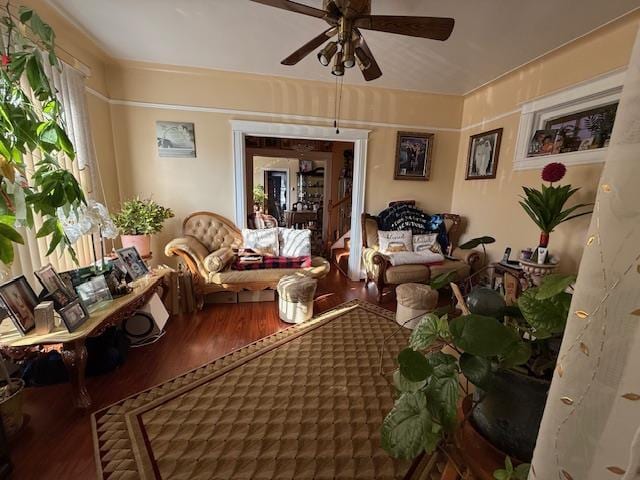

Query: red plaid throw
233,256,312,271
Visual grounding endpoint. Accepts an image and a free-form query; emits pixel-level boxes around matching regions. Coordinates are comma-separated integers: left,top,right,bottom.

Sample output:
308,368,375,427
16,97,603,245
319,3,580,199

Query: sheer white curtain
531,28,640,480
8,62,102,284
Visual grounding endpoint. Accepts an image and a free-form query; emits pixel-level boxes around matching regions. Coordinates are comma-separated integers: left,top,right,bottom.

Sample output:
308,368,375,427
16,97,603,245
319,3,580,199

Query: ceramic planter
120,234,151,257
519,258,558,285
471,369,550,462
0,379,25,437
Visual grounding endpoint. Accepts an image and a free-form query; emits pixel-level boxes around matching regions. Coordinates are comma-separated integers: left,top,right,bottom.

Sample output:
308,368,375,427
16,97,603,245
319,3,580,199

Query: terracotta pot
0,379,25,437
120,234,151,257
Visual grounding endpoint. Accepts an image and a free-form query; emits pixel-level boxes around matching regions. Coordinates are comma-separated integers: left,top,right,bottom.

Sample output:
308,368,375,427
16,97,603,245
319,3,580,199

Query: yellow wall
450,11,640,273
106,62,464,260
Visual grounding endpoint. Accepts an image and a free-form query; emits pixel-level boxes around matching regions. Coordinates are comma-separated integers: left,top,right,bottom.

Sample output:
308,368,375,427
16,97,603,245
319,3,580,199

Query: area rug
92,300,428,480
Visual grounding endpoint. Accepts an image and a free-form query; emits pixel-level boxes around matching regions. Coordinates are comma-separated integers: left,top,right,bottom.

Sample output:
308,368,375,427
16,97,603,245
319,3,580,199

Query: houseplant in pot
381,273,575,477
519,162,591,281
112,197,174,257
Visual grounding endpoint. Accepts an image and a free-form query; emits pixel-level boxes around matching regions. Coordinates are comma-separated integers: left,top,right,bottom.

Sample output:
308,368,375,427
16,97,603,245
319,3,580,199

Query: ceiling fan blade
354,15,455,41
354,29,382,82
250,0,328,19
281,27,338,66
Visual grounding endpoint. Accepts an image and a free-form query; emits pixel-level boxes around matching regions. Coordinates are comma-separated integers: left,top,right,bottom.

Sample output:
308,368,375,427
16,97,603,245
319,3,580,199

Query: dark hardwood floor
9,267,397,480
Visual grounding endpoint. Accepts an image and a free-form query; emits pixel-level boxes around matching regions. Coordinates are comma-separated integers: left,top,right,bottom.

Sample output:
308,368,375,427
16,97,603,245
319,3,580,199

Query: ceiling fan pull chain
334,74,339,131
336,75,344,134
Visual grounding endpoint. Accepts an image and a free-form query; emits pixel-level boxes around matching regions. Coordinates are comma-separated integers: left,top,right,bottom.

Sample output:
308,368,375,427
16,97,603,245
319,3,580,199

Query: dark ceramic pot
471,369,550,462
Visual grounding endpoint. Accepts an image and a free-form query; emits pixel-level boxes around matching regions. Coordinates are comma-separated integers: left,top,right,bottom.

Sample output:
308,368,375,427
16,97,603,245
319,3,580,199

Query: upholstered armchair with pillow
361,210,480,302
165,212,330,308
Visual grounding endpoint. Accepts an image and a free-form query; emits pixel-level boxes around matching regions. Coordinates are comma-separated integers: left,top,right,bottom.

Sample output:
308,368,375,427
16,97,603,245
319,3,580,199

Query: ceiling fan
250,0,455,81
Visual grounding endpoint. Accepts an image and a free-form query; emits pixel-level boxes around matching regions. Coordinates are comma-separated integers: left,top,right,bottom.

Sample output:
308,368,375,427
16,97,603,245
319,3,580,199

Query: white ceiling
49,0,640,95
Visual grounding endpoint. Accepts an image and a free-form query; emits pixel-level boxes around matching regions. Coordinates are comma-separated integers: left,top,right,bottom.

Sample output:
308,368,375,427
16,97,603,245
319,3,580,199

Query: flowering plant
519,162,592,247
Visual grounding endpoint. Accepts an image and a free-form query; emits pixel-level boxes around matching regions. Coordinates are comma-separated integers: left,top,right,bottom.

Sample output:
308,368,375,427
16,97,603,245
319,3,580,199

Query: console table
0,270,170,409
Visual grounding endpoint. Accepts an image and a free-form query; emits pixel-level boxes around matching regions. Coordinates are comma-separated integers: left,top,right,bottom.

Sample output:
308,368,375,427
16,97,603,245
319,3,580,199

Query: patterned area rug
92,300,422,480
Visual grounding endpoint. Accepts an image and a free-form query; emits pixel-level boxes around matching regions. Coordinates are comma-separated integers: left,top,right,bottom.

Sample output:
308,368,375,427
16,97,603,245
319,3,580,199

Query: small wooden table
0,270,170,409
284,210,317,228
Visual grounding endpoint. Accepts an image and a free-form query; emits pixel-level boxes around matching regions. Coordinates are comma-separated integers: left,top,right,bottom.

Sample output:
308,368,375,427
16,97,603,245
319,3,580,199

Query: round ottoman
276,274,318,324
396,283,439,329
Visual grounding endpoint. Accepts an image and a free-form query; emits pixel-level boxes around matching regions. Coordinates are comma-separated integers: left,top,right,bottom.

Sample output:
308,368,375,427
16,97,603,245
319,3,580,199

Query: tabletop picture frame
59,300,89,333
116,246,150,281
0,276,39,335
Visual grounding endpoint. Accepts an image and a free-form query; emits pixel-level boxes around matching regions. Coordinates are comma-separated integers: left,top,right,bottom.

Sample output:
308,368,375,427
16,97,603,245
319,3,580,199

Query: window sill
513,148,608,171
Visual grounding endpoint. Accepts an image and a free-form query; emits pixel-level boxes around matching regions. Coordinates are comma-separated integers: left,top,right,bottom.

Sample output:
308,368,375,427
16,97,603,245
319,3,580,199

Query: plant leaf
429,271,457,290
519,288,571,336
398,348,432,382
459,236,496,249
460,353,494,389
409,314,442,350
0,223,24,244
450,314,519,357
0,235,14,264
425,374,459,430
381,391,432,459
535,274,576,300
501,341,532,368
393,370,426,393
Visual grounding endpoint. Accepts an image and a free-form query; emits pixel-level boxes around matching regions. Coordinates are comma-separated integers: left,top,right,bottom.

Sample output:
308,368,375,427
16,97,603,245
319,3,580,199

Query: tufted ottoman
276,273,317,324
395,283,439,329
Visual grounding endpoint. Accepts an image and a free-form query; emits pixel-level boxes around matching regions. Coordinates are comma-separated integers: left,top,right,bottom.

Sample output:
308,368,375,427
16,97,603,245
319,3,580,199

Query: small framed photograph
156,121,196,158
59,300,89,333
76,275,113,313
116,247,150,281
466,128,503,180
0,276,39,335
394,131,434,181
299,159,313,172
35,264,76,307
527,129,561,157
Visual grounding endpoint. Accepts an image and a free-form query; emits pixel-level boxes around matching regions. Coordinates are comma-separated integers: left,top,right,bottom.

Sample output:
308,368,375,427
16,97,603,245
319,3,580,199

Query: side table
0,270,170,409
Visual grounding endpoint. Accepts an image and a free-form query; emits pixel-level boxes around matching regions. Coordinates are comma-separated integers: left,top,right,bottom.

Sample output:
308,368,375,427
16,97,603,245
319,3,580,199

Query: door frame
231,120,369,281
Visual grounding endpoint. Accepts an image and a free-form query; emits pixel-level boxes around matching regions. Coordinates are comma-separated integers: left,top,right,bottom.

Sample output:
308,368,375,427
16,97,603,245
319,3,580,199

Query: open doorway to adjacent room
245,136,354,258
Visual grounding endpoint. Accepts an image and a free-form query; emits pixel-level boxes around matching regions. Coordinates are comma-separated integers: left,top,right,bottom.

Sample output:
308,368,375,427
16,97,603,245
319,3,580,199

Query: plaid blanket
233,256,312,271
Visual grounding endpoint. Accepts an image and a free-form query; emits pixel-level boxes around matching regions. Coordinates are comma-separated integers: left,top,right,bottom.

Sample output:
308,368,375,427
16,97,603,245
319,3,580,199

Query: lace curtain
8,62,101,285
531,28,640,480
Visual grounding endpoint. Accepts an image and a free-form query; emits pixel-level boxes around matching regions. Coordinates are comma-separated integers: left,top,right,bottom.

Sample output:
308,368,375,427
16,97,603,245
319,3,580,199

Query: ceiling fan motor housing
323,0,370,17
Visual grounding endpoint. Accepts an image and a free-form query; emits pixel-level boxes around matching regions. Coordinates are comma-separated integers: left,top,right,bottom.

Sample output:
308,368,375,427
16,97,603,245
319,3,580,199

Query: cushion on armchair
203,247,235,273
278,228,311,257
241,228,279,256
378,230,412,254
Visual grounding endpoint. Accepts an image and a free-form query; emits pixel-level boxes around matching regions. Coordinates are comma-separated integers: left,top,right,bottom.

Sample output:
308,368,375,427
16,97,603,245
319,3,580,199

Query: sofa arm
450,247,481,267
165,236,210,277
203,247,235,273
362,247,389,282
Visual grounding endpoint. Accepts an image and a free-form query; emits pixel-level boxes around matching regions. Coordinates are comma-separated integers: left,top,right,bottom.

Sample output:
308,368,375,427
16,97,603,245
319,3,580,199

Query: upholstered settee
165,212,330,308
361,211,480,302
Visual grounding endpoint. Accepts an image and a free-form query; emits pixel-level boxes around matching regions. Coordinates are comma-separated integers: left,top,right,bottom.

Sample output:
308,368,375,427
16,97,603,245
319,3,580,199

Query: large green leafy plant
112,197,174,235
382,274,574,460
0,5,86,264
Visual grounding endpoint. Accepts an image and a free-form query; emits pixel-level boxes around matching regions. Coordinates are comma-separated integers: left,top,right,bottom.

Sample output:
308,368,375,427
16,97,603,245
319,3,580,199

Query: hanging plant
0,4,86,264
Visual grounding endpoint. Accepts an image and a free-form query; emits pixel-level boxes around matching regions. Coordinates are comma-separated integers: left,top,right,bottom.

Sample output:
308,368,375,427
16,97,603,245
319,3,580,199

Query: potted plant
0,355,24,437
381,273,575,478
0,5,87,265
518,163,591,279
112,198,174,257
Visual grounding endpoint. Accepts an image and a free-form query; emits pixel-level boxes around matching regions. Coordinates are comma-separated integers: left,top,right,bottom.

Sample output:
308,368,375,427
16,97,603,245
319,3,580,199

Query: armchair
361,211,480,302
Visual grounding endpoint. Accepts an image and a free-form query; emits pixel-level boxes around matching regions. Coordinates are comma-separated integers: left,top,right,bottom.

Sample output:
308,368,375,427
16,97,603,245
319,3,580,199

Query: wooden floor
9,266,397,480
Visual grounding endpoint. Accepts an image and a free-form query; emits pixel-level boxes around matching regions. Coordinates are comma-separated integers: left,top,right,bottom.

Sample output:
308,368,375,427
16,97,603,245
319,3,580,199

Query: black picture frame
0,276,39,335
59,300,89,333
116,247,150,281
465,128,503,180
35,264,76,308
394,131,434,181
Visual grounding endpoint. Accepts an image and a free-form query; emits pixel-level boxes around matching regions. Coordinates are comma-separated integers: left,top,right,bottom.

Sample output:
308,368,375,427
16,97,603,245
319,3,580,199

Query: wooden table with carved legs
0,271,170,409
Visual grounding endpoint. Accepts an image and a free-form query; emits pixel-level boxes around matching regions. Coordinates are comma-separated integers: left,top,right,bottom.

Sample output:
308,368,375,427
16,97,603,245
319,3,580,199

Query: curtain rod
4,2,92,78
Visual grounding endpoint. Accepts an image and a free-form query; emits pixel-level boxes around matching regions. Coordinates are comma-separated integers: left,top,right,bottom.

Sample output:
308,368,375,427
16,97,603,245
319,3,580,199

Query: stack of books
238,249,263,264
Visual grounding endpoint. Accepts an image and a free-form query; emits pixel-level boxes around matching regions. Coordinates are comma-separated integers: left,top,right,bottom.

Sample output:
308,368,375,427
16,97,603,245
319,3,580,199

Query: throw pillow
278,228,311,257
241,228,279,256
413,233,443,254
203,247,235,273
378,230,412,254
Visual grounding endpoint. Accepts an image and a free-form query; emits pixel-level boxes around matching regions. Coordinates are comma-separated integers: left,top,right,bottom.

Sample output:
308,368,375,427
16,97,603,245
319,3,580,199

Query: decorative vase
539,232,550,248
120,234,151,257
519,258,558,285
0,379,25,437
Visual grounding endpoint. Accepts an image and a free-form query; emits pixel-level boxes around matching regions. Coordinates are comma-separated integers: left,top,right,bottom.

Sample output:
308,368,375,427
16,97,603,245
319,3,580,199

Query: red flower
542,162,566,183
1,55,9,67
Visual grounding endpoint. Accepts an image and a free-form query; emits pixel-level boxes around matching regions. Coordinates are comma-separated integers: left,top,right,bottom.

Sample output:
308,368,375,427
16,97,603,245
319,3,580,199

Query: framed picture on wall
156,121,196,158
465,128,503,180
394,131,434,181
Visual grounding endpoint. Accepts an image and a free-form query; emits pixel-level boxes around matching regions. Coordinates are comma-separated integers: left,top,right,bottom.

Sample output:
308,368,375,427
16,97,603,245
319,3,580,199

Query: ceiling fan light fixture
354,46,371,71
343,40,355,68
318,41,338,67
332,51,344,76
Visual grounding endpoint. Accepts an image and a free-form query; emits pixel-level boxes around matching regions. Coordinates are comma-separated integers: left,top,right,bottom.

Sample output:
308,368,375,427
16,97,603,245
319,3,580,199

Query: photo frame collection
0,246,150,337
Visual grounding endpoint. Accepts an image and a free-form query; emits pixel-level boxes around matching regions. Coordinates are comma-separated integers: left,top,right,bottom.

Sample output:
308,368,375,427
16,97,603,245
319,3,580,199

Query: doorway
264,170,287,223
231,121,369,281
